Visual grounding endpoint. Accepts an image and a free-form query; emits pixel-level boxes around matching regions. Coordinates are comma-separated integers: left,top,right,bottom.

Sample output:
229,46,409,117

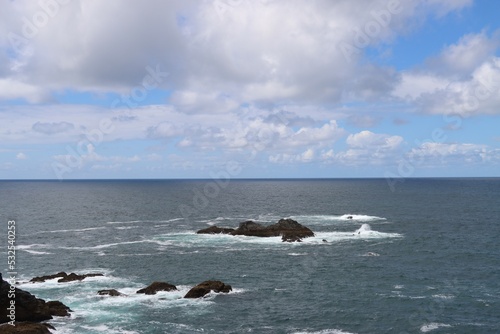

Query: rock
0,322,55,334
1,274,70,324
30,273,67,283
195,218,314,242
46,301,71,317
136,282,177,295
346,215,353,219
232,218,314,242
97,289,123,297
30,272,103,284
230,221,267,236
184,280,232,299
57,273,103,283
196,226,235,234
282,233,302,242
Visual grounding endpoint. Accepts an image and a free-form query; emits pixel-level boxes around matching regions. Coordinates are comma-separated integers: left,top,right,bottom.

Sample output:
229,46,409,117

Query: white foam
22,249,52,255
288,253,308,256
293,330,357,334
44,227,106,234
290,214,386,225
153,227,401,248
420,323,452,332
114,226,139,230
106,220,142,225
432,294,455,300
16,244,52,250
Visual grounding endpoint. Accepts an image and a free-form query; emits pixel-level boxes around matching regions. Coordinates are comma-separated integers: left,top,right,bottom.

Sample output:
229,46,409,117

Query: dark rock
46,301,71,317
232,218,314,242
0,322,55,334
346,215,353,219
282,233,302,242
184,280,232,299
97,289,123,297
1,274,70,324
195,218,314,242
230,221,267,236
196,226,235,234
57,273,103,283
30,272,103,284
30,273,67,283
136,282,177,295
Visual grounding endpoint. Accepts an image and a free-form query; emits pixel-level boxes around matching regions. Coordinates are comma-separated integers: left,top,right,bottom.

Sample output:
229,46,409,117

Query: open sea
1,178,499,334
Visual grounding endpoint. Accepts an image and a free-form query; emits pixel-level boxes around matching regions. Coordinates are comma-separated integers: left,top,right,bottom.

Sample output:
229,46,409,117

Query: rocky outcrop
1,273,71,325
196,218,314,242
184,280,232,299
97,289,123,297
196,226,235,234
30,272,103,284
57,273,103,283
46,301,71,317
0,322,55,334
136,282,177,295
30,272,67,283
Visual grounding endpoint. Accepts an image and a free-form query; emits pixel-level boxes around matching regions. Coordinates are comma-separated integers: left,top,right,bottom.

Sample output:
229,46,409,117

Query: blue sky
1,0,499,179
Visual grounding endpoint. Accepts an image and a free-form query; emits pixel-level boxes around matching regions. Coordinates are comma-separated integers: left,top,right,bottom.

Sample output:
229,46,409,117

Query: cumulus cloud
335,131,405,166
0,0,472,106
391,30,500,116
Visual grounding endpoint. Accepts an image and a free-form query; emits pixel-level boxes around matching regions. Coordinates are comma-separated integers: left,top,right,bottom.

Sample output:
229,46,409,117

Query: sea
1,178,499,334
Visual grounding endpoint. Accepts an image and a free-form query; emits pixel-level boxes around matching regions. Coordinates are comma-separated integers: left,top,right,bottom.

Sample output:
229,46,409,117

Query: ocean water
1,178,499,333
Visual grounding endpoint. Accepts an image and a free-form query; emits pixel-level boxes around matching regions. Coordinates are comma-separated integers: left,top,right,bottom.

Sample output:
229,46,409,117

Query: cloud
16,152,27,160
392,31,500,116
0,0,472,106
32,121,75,135
334,131,405,166
408,142,500,165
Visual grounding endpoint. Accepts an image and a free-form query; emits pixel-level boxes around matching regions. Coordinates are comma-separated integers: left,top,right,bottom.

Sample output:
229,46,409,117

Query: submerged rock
136,282,177,295
196,218,314,242
184,280,232,299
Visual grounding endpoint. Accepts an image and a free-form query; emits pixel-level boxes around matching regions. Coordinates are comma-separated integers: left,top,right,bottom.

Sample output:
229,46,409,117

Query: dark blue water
1,179,499,333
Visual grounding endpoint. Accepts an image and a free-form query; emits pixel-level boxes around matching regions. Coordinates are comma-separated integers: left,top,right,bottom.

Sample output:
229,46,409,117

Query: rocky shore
1,272,233,332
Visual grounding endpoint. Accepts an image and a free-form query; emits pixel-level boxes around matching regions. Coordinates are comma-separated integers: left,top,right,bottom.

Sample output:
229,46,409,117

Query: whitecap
432,294,455,300
290,214,386,225
293,329,357,334
420,323,452,332
44,227,106,234
22,250,52,255
288,253,308,256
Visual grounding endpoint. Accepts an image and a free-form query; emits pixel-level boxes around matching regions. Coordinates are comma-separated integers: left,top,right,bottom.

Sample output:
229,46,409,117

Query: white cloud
0,0,472,106
16,152,27,160
408,142,500,165
335,131,405,166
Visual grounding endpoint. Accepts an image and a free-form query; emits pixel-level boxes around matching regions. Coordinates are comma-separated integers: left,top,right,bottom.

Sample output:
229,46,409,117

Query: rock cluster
197,218,314,242
1,273,71,332
30,272,103,283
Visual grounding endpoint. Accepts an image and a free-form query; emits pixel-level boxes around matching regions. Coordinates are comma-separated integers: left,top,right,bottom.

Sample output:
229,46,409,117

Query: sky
1,0,499,180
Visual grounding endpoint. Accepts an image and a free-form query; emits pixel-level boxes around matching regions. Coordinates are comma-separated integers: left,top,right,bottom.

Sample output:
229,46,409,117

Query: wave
152,226,401,248
289,214,386,225
22,250,52,255
292,329,357,334
107,218,184,225
420,323,452,332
